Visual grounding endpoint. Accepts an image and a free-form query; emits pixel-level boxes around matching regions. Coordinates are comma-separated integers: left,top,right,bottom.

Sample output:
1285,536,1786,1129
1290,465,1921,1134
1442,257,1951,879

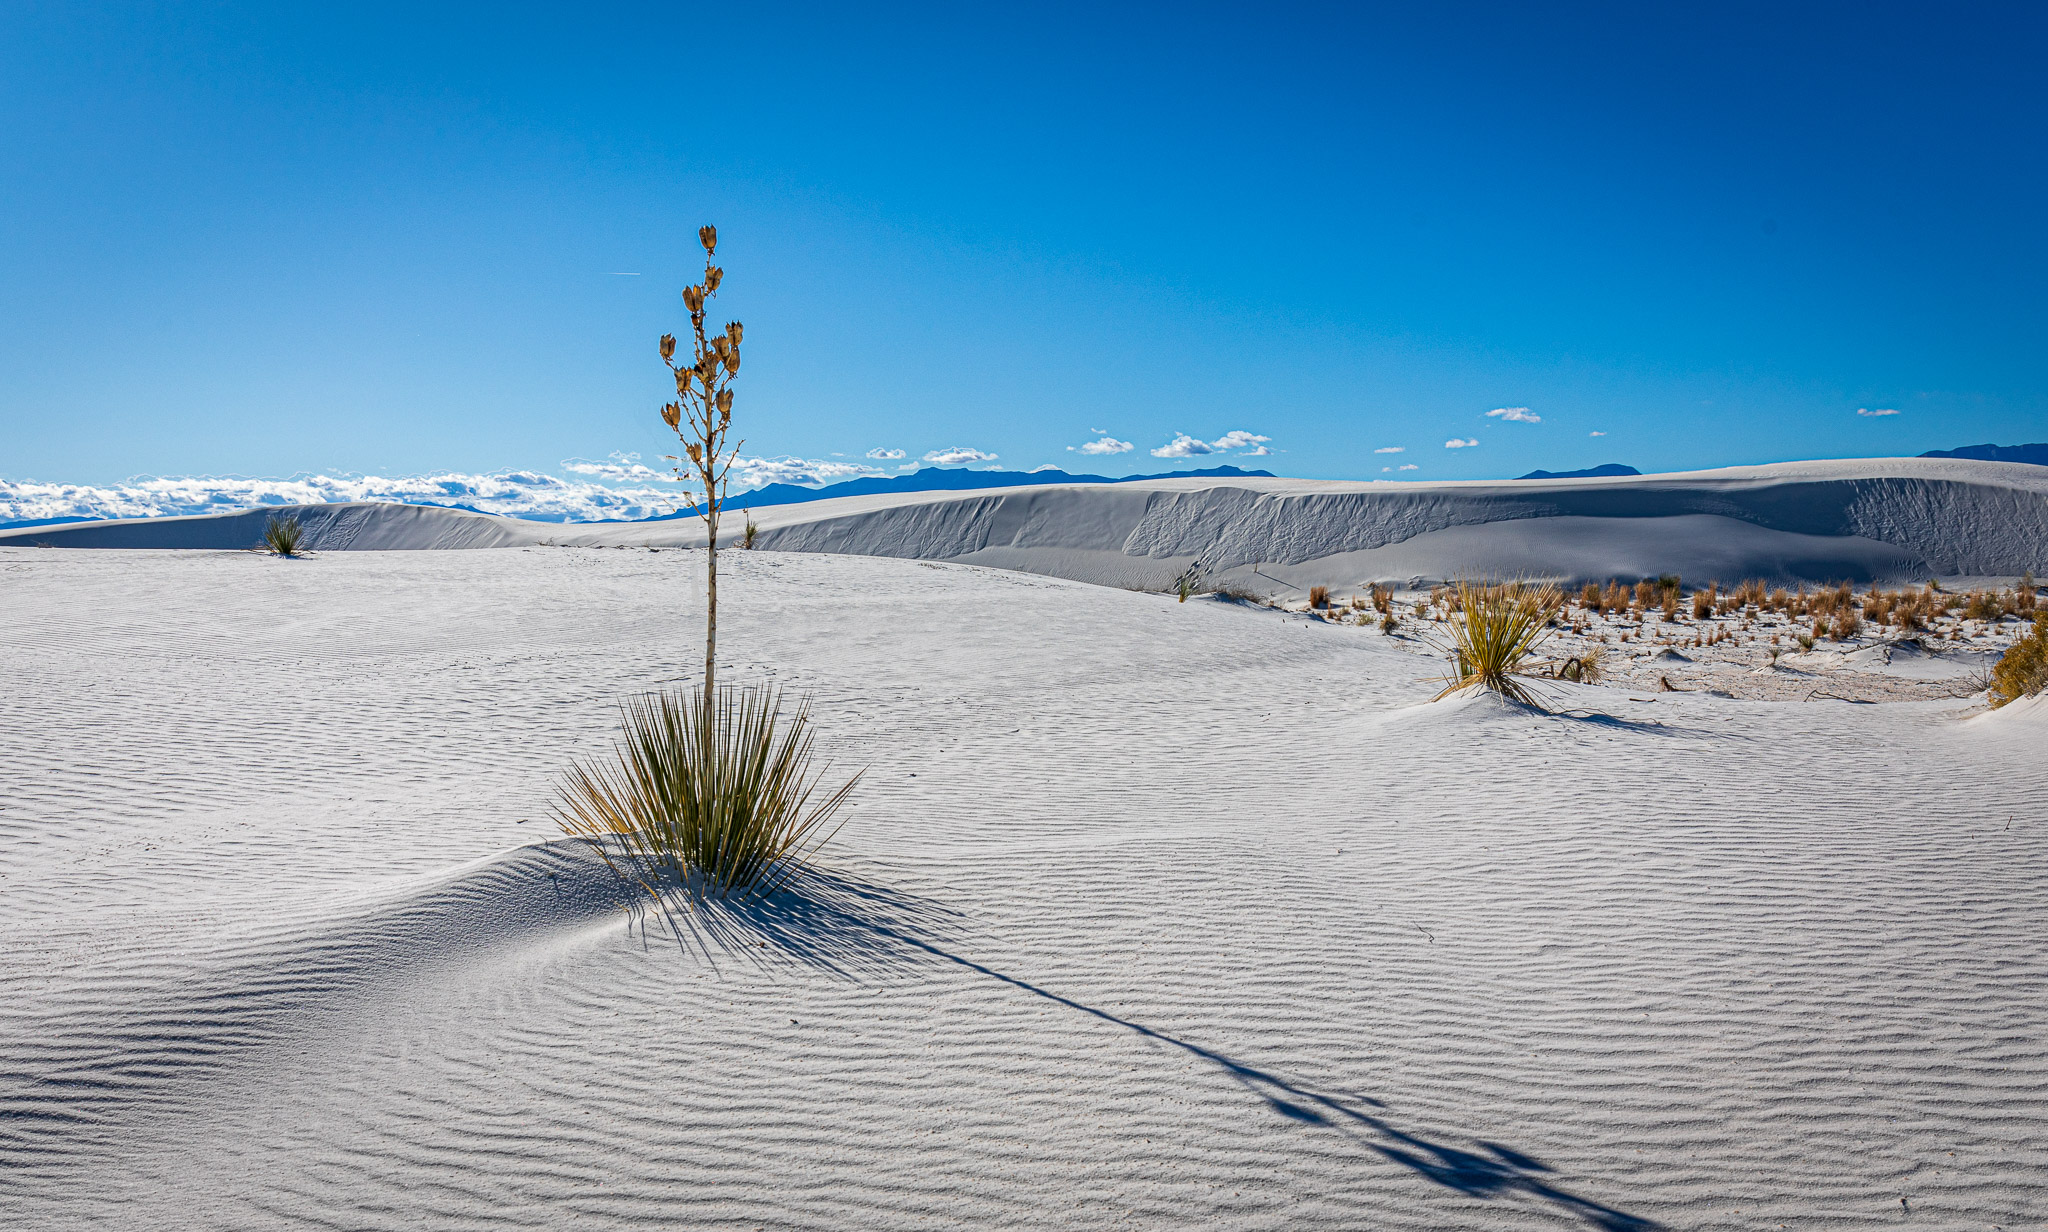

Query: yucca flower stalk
1431,579,1564,706
660,224,745,695
556,226,861,903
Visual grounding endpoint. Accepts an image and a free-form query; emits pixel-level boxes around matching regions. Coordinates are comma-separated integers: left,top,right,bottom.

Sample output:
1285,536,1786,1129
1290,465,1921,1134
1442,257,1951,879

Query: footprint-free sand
3,544,2044,1229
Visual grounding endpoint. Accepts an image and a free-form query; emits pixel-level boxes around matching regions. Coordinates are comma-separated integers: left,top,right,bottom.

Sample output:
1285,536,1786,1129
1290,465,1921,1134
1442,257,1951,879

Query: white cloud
1151,433,1214,459
1150,429,1272,459
1445,438,1479,449
1589,430,1607,437
922,446,999,465
1486,407,1541,423
1856,408,1900,417
1239,445,1273,457
560,451,668,482
0,453,896,527
865,447,906,460
1399,463,1418,470
1028,464,1061,472
1373,446,1405,454
1075,435,1134,455
727,455,885,489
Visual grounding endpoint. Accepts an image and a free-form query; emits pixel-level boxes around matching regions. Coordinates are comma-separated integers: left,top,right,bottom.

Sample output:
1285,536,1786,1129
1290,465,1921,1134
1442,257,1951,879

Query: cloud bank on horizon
0,449,899,525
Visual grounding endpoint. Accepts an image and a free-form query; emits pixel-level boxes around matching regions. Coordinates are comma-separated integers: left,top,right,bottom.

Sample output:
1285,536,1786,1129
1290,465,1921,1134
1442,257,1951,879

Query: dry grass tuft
556,685,860,902
1432,580,1563,705
1307,584,1330,609
1989,614,2048,707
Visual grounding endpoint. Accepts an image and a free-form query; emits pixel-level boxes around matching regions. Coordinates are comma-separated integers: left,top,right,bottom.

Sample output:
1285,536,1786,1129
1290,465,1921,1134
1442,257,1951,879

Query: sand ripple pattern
2,545,2045,1229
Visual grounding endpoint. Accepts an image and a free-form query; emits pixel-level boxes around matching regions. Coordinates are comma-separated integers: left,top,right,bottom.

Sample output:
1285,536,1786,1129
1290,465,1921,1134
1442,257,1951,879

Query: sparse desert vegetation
1264,572,2046,704
259,513,305,556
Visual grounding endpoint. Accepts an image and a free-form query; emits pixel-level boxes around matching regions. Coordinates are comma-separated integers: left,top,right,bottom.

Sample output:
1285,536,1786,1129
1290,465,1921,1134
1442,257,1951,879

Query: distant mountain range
1921,443,2048,466
642,463,1279,518
1514,463,1642,480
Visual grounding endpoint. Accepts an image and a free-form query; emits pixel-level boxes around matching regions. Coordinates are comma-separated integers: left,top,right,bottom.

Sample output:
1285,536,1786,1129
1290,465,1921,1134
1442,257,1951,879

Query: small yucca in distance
1432,579,1564,706
260,513,306,556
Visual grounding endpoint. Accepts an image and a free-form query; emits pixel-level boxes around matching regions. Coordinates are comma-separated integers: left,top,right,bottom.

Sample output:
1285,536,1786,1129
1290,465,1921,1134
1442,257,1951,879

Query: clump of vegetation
556,687,858,899
559,224,859,901
1989,614,2048,708
1209,578,1265,604
1555,643,1603,683
742,516,760,549
259,513,306,556
1432,580,1564,705
1964,590,2005,622
1308,585,1330,609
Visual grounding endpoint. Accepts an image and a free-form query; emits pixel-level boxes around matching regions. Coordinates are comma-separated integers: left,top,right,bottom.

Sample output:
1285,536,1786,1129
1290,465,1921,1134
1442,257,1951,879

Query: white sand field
3,535,2045,1230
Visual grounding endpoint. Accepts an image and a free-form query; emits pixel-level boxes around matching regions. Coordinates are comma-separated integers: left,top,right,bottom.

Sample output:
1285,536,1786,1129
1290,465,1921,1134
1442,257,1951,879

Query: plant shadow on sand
628,859,1659,1231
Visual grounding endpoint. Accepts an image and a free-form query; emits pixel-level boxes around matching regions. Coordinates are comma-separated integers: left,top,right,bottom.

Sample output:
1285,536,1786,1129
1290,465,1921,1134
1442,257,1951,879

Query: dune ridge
7,458,2044,589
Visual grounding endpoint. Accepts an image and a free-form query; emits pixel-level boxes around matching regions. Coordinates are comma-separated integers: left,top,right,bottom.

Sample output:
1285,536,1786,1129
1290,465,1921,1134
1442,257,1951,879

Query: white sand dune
3,544,2045,1229
7,457,2045,591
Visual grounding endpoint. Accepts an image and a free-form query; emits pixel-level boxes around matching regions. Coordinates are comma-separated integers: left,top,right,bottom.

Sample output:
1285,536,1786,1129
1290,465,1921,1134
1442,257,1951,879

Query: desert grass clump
1556,643,1603,683
1964,590,2004,622
742,516,760,549
1988,614,2048,708
1432,580,1564,705
557,686,859,900
260,513,306,556
1308,584,1330,609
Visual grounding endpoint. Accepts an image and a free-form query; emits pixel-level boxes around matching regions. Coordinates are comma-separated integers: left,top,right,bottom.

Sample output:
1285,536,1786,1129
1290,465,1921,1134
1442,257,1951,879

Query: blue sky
2,1,2044,500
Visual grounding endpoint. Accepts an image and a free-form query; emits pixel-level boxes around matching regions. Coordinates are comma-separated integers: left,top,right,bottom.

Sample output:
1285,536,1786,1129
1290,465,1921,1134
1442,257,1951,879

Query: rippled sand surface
3,546,2044,1230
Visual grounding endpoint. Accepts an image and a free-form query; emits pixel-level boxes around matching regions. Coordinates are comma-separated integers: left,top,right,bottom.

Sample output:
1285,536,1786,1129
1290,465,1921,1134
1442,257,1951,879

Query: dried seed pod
717,388,733,413
699,224,717,253
727,321,743,344
660,334,676,363
705,266,723,292
661,402,681,430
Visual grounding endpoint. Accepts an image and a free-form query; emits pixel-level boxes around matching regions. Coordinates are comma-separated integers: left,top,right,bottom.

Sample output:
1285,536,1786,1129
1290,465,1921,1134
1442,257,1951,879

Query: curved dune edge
4,457,2045,588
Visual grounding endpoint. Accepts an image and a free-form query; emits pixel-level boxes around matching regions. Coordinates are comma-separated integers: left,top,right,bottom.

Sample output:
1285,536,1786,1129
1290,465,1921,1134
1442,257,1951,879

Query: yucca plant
260,513,306,556
556,686,859,900
558,224,860,900
1431,580,1564,705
